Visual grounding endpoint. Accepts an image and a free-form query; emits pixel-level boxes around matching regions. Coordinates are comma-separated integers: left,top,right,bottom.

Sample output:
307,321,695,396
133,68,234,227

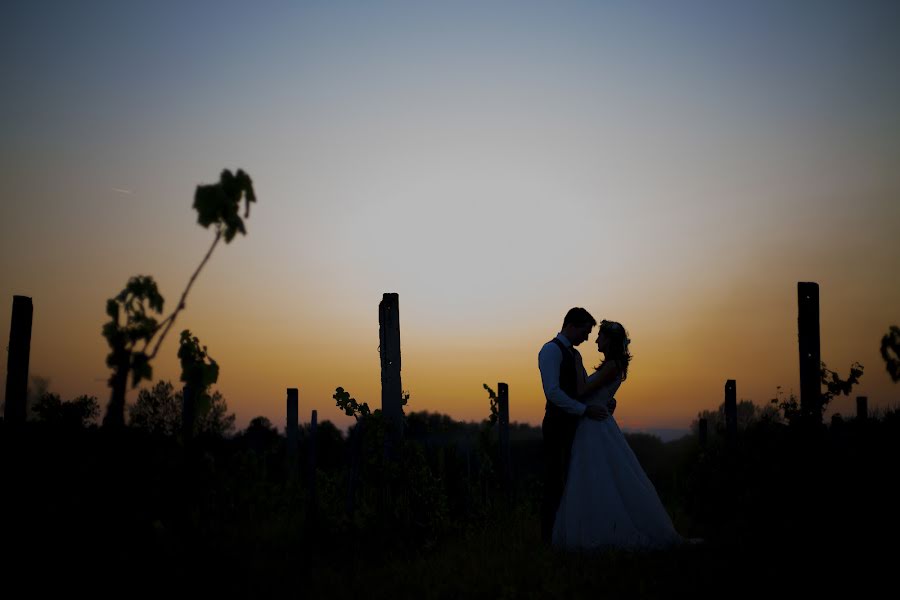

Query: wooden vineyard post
307,409,318,518
497,382,511,490
379,293,403,457
287,388,299,480
4,296,33,425
724,380,737,442
798,282,822,424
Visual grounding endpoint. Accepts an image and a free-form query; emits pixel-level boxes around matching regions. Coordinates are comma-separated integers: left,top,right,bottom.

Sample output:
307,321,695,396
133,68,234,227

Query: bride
552,319,685,551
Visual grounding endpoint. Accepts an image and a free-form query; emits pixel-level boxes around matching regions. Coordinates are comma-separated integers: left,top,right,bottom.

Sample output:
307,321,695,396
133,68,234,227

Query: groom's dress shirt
539,333,587,417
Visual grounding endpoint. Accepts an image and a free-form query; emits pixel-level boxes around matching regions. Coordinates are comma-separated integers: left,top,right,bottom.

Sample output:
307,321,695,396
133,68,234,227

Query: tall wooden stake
4,296,33,425
379,293,403,455
798,282,822,424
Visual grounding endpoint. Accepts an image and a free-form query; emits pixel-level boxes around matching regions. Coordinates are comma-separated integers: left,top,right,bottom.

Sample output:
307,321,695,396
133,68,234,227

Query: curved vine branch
147,229,222,360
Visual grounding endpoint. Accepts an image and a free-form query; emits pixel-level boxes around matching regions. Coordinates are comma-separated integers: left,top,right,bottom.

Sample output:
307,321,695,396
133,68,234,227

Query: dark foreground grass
160,500,886,599
4,419,895,599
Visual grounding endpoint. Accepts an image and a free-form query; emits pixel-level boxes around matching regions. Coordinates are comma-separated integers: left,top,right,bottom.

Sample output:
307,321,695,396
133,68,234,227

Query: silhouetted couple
539,308,684,551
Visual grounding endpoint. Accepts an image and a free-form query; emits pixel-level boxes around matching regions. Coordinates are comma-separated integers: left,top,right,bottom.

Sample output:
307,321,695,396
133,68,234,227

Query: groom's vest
545,338,581,420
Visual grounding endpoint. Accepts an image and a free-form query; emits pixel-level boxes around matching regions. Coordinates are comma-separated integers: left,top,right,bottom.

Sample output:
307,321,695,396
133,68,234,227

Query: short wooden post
379,293,403,456
724,380,737,440
497,382,511,488
798,282,822,424
307,409,318,517
699,418,708,447
856,396,868,421
286,388,299,479
4,296,33,425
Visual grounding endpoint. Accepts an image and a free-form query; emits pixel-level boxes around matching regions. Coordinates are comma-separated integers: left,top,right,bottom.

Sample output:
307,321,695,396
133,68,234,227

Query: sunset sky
2,1,899,434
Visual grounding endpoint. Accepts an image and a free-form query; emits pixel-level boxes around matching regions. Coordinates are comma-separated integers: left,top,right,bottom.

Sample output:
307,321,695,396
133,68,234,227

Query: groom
539,307,615,545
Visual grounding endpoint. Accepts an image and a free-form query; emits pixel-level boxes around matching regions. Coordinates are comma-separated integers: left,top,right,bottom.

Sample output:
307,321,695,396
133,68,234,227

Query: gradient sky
2,0,899,433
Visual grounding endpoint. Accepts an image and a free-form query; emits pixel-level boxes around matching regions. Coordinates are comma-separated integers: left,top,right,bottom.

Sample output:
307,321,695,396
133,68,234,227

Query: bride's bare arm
577,361,620,398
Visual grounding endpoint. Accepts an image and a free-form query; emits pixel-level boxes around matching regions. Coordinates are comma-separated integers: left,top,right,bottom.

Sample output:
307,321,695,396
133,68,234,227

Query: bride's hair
597,319,632,380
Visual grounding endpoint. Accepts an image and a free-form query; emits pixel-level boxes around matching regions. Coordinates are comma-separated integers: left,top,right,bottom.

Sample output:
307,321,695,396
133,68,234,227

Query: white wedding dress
552,371,684,551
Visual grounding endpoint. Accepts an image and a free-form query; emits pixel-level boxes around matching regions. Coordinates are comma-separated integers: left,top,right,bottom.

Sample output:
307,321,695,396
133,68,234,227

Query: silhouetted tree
24,374,51,421
405,410,461,439
196,389,236,437
128,380,181,435
177,329,221,439
101,169,256,428
32,392,99,428
128,379,235,437
240,416,280,450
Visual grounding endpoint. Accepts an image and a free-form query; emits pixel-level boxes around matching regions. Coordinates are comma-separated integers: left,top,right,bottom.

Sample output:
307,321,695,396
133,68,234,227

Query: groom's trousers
541,414,579,545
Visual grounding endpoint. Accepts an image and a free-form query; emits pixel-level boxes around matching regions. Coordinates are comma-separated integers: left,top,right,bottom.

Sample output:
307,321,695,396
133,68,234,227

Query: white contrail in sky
111,187,134,195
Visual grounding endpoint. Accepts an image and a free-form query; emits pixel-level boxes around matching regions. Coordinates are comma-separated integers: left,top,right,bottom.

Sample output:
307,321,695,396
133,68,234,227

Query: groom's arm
538,343,587,417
